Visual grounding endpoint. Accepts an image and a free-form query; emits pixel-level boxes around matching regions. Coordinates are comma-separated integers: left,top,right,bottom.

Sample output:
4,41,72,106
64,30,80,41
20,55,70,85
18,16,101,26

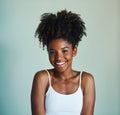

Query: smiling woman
48,39,77,73
31,9,96,115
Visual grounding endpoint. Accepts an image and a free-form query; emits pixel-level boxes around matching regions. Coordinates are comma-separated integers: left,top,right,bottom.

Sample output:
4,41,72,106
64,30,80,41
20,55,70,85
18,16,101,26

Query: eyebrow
61,46,69,49
49,46,69,51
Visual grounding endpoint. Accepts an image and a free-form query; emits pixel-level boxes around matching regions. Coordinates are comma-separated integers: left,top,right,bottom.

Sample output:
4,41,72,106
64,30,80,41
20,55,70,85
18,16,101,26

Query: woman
31,9,96,115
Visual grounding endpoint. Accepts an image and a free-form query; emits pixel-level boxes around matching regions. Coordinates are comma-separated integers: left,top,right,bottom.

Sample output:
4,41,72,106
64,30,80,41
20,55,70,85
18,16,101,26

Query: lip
55,61,66,67
56,62,66,65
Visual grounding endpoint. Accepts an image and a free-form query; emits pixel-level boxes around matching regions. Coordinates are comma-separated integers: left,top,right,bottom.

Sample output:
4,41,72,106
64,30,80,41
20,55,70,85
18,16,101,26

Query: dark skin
31,38,96,115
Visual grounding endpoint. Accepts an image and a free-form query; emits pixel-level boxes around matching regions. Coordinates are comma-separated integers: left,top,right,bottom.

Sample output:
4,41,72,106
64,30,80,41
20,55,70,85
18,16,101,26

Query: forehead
48,38,72,49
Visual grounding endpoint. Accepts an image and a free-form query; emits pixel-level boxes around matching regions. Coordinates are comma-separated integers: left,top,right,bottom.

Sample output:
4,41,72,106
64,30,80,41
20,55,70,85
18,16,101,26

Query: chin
55,66,70,73
54,67,65,73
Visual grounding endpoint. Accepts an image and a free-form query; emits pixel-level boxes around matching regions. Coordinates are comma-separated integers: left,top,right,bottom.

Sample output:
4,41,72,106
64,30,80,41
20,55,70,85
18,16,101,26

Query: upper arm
81,72,96,115
31,71,48,115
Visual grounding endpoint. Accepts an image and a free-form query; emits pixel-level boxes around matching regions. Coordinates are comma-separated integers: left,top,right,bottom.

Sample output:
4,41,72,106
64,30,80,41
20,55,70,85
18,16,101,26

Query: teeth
56,62,65,65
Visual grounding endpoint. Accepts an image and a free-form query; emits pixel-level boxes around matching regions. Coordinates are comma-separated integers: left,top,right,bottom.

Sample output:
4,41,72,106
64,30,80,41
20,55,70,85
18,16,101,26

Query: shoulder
32,70,49,89
31,70,50,113
81,71,95,92
34,70,48,80
80,71,96,114
82,71,94,82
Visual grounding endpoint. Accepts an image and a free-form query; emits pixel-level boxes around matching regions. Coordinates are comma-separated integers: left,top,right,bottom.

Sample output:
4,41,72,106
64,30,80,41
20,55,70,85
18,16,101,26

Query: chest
51,77,80,94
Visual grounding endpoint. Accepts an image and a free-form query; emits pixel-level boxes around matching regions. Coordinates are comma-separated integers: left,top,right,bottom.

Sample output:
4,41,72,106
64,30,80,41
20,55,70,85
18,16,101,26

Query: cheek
49,55,55,63
65,54,73,60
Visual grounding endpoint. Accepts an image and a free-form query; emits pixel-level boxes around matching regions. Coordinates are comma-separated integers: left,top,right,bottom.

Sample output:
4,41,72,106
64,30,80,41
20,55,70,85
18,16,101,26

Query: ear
72,47,77,57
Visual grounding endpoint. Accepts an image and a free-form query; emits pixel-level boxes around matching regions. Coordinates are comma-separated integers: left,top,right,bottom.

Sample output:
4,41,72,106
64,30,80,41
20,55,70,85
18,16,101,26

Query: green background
0,0,120,115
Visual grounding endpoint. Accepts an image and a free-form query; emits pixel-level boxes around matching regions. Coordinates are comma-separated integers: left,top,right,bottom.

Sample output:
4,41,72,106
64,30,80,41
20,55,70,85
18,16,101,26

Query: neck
54,69,74,80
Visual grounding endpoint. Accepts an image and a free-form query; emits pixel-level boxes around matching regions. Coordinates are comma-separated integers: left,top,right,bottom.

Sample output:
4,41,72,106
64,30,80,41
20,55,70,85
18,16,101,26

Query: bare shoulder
31,70,49,114
33,70,48,82
31,70,49,93
81,71,95,91
80,71,96,114
82,71,94,81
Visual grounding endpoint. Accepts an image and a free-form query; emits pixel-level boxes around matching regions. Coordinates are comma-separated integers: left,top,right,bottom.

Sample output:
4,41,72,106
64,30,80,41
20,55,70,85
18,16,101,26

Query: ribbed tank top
45,70,83,115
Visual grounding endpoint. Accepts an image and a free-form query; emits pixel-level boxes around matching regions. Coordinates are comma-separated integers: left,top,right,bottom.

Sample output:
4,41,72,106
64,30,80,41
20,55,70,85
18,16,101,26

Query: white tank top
45,70,83,115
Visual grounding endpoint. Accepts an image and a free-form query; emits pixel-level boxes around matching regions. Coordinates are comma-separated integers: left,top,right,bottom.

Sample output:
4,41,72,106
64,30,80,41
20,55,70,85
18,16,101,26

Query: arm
81,72,96,115
31,71,48,115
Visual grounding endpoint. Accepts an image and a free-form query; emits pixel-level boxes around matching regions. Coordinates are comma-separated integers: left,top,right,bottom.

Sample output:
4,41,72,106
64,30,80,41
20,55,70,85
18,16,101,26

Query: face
48,38,77,72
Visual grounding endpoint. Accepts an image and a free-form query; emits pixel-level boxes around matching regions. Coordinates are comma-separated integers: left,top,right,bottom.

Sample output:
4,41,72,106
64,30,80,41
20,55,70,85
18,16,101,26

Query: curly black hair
35,9,86,49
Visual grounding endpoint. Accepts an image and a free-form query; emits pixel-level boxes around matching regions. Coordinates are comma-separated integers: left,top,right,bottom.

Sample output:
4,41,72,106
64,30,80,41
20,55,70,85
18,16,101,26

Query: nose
55,52,63,61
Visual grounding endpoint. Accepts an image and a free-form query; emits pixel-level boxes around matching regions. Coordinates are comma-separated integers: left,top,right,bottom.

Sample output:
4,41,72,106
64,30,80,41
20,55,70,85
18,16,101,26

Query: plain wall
0,0,119,115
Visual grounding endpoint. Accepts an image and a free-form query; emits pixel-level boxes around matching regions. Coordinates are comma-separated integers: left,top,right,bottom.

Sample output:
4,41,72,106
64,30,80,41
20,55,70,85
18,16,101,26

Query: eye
49,50,56,55
62,50,68,53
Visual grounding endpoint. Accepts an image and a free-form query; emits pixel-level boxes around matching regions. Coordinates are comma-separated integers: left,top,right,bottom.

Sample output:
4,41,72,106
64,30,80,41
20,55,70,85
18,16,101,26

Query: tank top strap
79,71,82,87
45,70,51,86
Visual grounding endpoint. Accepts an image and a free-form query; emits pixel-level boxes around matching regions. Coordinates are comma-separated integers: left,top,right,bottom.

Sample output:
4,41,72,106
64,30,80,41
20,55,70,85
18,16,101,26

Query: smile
55,61,66,66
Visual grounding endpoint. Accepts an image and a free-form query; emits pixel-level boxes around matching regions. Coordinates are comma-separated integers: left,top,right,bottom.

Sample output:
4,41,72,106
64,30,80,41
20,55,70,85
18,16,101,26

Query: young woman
31,9,96,115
